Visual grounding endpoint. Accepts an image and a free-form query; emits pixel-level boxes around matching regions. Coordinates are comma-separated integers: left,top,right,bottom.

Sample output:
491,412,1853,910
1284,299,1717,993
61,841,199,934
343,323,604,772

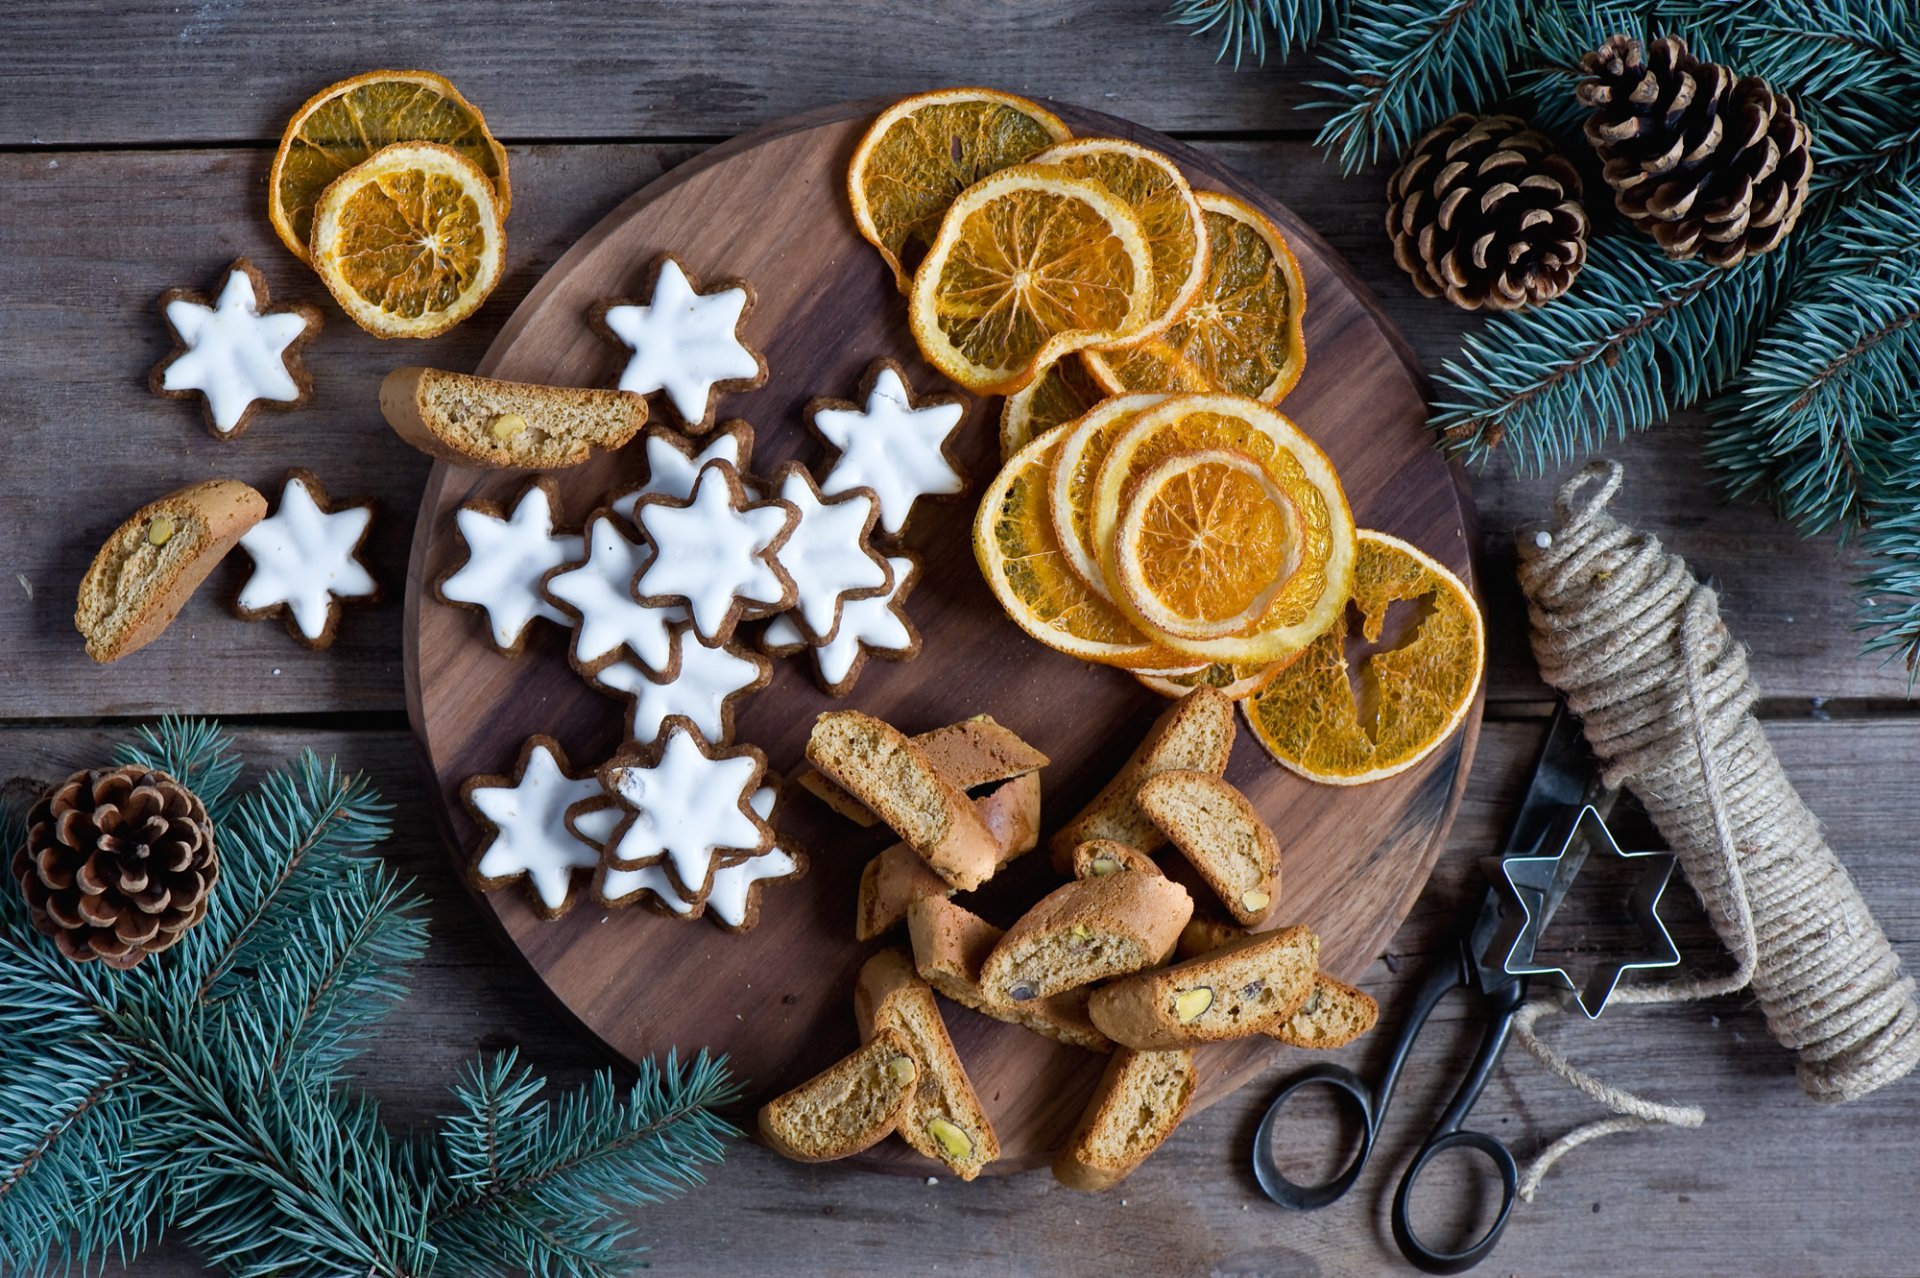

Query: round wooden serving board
405,99,1481,1174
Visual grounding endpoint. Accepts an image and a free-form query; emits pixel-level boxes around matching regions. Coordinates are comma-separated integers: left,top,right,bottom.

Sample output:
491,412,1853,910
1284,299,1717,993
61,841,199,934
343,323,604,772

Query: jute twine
1508,460,1920,1199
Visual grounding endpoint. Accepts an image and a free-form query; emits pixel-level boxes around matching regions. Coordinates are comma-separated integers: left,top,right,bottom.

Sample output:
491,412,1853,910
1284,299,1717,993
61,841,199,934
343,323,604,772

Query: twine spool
1507,461,1920,1197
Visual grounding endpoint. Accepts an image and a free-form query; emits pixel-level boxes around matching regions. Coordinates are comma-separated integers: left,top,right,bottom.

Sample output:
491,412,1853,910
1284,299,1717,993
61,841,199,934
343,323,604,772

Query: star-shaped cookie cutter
1483,804,1681,1019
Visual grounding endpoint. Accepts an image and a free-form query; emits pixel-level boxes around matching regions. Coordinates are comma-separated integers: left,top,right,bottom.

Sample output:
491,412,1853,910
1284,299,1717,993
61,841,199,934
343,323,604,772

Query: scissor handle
1389,1128,1519,1275
1251,1063,1377,1210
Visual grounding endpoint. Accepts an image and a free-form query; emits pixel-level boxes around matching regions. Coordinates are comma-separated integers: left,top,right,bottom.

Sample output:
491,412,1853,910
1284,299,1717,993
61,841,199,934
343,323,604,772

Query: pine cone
1386,114,1589,312
12,765,217,968
1577,34,1813,267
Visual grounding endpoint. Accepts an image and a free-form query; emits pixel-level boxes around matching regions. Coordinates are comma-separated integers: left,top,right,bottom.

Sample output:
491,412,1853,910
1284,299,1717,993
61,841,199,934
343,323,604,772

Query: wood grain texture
15,717,1910,1278
406,101,1478,1171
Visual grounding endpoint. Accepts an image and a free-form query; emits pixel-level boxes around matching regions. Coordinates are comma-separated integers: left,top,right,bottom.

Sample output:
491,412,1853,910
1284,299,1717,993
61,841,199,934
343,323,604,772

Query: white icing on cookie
160,268,311,434
632,463,792,643
771,470,890,641
592,628,764,745
767,554,916,689
600,786,795,926
602,727,766,896
440,486,585,651
609,430,745,522
545,513,685,671
600,259,759,424
813,366,965,536
469,743,603,913
236,475,376,640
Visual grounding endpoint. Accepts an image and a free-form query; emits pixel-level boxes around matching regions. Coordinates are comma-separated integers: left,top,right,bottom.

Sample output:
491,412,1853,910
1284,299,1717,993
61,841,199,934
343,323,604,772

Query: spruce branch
1166,0,1342,67
115,716,243,824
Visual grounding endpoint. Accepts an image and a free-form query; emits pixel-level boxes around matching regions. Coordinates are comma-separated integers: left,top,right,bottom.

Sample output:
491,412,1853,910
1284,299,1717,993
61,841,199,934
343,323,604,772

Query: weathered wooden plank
3,1,1323,147
7,717,1914,1276
1,141,1906,720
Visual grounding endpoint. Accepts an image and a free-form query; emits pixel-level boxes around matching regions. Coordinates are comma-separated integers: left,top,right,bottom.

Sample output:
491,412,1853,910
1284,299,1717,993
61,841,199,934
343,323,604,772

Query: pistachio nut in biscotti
1071,838,1163,880
979,872,1194,1004
853,950,1000,1180
1089,925,1320,1050
1136,769,1281,925
757,1026,919,1163
856,772,1041,940
1048,687,1235,873
1052,1048,1197,1192
905,895,1111,1053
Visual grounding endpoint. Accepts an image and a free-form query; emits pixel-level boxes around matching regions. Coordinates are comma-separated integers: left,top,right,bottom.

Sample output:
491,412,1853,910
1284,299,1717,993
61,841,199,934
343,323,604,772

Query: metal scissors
1250,703,1634,1274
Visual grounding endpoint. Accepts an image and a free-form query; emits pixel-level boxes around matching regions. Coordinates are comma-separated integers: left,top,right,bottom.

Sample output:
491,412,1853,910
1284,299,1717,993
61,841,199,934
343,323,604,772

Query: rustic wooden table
5,5,1916,1276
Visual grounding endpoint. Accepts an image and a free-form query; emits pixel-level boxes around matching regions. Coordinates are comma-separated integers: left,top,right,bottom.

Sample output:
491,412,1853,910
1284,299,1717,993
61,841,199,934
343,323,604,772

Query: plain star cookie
436,479,585,655
763,462,893,643
808,360,968,537
577,720,773,903
462,736,604,919
233,469,378,649
150,259,321,439
590,621,770,746
610,422,755,522
542,509,686,676
589,782,805,931
631,461,798,647
765,552,922,696
590,255,766,433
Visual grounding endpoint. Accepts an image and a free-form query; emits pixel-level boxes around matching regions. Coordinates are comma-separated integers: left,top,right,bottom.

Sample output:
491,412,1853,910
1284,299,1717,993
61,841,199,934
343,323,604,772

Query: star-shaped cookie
590,782,805,931
542,510,686,676
150,258,321,439
437,479,585,654
809,360,968,538
591,621,770,746
463,736,604,919
590,255,766,433
233,469,378,649
630,461,797,647
763,462,893,643
609,421,755,522
765,552,922,696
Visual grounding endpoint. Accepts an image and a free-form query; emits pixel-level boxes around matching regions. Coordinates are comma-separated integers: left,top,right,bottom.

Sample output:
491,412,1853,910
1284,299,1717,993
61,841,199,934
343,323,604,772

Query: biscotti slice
806,711,1001,890
1071,839,1162,880
1048,688,1235,872
854,950,1000,1180
906,896,1110,1053
757,1026,918,1162
379,367,648,468
979,874,1194,1003
1269,974,1380,1050
803,714,1049,827
1052,1048,1197,1192
856,772,1042,940
1136,769,1280,925
75,479,268,663
1089,925,1320,1050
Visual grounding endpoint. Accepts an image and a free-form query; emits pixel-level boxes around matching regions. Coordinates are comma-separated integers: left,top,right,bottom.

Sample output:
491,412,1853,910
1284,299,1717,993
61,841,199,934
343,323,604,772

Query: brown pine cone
12,764,217,969
1577,34,1813,267
1386,114,1589,312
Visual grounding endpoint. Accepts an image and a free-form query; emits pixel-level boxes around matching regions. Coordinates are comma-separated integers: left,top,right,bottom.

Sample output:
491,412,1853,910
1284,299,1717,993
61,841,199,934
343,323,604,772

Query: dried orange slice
974,430,1183,670
849,88,1070,293
1134,654,1301,701
309,141,505,339
1112,449,1302,641
1033,138,1209,346
1243,531,1483,785
269,69,509,265
909,164,1155,395
1084,191,1307,404
1000,358,1104,460
1091,394,1355,664
1047,393,1169,599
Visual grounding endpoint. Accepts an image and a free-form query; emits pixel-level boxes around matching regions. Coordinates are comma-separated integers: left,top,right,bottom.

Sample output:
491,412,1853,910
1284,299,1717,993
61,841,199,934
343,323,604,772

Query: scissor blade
1499,702,1603,860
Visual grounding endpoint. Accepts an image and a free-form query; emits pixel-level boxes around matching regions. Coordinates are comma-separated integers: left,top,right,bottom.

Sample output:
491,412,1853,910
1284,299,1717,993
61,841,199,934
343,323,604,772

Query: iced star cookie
765,552,922,696
591,621,770,747
584,779,806,931
572,719,773,903
761,463,893,644
630,461,798,647
436,479,585,655
150,259,321,439
542,509,686,676
233,469,378,649
463,736,604,919
609,422,755,522
589,255,766,433
808,360,968,538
